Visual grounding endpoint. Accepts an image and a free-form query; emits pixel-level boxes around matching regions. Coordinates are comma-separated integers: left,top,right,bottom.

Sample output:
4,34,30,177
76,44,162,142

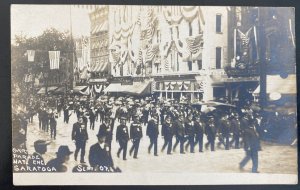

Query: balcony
225,65,260,78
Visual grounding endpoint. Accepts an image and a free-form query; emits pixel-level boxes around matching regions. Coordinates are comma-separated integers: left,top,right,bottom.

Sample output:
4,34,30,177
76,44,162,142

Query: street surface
24,112,297,174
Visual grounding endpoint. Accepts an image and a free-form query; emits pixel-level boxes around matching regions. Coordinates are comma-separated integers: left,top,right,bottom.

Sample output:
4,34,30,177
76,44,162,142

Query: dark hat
133,114,139,118
34,140,51,147
56,145,73,157
96,128,106,138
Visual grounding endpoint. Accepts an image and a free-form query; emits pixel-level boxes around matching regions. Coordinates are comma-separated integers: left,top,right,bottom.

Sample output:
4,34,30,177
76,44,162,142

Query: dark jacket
161,121,174,138
116,124,129,142
47,158,67,172
243,126,261,151
130,122,143,139
194,120,205,136
146,119,159,138
205,122,217,140
72,122,88,141
99,123,112,142
185,121,195,136
89,143,114,169
173,120,185,137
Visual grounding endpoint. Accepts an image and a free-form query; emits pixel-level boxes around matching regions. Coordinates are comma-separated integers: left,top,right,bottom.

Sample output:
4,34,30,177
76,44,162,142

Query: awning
92,61,108,73
253,75,296,94
104,81,151,95
53,87,66,94
91,20,108,35
73,86,88,93
37,86,58,94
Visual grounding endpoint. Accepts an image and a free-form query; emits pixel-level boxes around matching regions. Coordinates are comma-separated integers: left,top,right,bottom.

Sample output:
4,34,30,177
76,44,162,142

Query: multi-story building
106,6,232,101
88,5,110,95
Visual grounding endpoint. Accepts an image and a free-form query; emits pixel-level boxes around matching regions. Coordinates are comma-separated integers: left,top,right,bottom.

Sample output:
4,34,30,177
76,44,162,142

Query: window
216,47,222,69
197,60,202,70
216,14,222,33
188,61,192,71
189,22,192,36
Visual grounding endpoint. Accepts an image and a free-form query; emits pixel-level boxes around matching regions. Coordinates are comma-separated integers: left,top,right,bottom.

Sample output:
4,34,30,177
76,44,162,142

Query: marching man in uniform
129,114,143,159
116,117,129,160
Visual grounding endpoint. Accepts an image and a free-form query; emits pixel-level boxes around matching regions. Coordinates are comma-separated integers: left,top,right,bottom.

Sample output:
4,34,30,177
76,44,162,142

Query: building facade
107,6,231,101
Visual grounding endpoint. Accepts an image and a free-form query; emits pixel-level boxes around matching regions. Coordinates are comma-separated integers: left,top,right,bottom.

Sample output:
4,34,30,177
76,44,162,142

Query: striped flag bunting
164,58,169,71
186,35,202,54
49,51,60,70
237,28,252,48
27,50,35,62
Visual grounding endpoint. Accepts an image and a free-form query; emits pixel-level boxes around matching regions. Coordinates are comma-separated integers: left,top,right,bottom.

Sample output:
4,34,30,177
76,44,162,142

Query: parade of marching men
11,5,296,174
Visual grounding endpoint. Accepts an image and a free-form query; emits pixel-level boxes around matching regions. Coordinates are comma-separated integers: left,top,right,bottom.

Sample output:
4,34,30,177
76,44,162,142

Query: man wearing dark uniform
230,113,241,149
63,105,71,124
161,115,174,155
72,117,88,163
185,114,195,153
239,114,261,173
173,114,186,154
205,117,217,151
194,115,205,152
49,111,58,139
116,117,129,160
98,117,113,149
146,115,159,156
129,115,143,159
218,115,231,150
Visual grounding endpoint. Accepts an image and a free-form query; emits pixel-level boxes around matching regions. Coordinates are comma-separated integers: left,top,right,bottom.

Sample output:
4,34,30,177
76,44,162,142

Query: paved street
25,112,297,174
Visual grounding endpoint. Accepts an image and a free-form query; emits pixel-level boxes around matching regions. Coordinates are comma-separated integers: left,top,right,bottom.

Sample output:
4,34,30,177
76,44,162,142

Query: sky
11,5,91,43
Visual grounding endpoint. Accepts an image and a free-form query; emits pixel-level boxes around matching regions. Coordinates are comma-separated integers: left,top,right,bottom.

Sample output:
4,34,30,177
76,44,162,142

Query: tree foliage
12,28,73,85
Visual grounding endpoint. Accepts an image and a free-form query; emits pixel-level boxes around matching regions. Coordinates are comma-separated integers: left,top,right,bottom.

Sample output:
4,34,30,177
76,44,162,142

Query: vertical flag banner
49,51,60,69
27,50,35,62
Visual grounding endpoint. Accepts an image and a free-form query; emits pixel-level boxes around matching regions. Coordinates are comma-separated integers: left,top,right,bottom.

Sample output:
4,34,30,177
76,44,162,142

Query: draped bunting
94,84,103,93
237,28,252,51
163,58,169,71
120,50,128,65
186,35,203,54
180,6,200,23
179,81,191,90
162,6,183,24
145,44,160,63
79,86,90,95
162,6,205,25
136,49,144,70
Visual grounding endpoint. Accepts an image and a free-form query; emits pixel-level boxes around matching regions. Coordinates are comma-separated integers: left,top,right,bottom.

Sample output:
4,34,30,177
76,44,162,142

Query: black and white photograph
11,5,297,185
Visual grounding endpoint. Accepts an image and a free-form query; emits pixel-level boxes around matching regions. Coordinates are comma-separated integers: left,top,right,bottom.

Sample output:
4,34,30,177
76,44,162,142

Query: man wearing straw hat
129,114,143,159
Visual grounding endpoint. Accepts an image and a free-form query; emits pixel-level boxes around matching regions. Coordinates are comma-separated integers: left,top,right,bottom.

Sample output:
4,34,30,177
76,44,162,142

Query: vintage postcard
11,5,297,185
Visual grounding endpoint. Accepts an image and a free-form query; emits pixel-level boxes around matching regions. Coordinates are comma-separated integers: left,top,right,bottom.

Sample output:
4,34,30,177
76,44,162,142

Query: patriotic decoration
196,81,204,92
186,35,203,54
48,51,60,70
27,50,35,62
179,81,191,90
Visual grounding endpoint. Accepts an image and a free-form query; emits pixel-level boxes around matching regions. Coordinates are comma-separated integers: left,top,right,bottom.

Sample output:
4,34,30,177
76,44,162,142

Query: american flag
27,50,35,62
49,51,60,70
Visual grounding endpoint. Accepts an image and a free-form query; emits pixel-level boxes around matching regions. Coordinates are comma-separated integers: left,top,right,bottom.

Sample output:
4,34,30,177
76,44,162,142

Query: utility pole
258,7,267,109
